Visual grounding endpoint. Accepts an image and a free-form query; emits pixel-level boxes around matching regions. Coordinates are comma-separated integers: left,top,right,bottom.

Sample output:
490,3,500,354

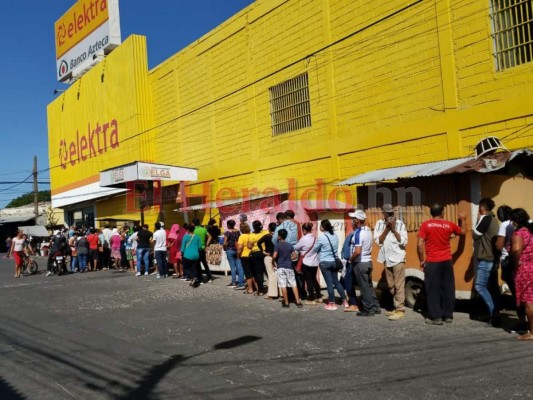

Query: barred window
269,73,311,136
490,0,533,70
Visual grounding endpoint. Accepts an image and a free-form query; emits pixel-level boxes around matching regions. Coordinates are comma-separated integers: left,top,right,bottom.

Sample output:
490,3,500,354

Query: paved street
0,256,532,399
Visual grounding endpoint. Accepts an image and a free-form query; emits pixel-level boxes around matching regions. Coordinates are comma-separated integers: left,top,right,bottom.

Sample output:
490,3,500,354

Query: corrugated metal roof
336,157,473,186
0,214,35,224
336,150,533,186
19,225,50,237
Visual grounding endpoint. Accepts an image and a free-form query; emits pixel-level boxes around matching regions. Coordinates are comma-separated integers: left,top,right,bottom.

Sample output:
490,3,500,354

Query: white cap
348,210,366,220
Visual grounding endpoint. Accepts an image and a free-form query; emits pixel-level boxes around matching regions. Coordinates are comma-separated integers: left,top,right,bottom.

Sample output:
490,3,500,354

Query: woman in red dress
169,224,187,278
510,208,533,340
8,230,25,278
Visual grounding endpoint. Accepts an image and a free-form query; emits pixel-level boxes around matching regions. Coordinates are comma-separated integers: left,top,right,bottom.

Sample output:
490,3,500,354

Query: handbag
295,236,316,274
325,234,343,272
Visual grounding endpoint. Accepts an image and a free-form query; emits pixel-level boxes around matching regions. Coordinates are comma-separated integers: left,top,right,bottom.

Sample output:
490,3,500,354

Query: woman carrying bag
181,224,202,288
313,219,348,311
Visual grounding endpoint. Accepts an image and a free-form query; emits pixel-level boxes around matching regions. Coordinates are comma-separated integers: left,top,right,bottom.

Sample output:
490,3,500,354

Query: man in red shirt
86,228,101,271
417,204,467,325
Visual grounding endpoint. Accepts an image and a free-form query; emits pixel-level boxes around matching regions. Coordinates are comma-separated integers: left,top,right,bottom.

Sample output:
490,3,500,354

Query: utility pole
33,156,39,222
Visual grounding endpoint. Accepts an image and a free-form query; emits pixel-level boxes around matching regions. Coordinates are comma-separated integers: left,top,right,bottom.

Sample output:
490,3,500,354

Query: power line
44,0,426,175
0,181,50,185
42,0,518,205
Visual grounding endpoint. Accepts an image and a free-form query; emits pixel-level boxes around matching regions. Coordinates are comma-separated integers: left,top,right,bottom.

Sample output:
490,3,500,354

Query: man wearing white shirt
153,222,168,278
374,204,408,320
496,205,515,299
101,224,113,269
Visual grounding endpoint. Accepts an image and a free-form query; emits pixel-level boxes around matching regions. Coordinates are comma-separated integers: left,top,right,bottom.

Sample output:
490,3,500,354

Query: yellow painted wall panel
338,134,449,180
96,195,134,222
47,35,154,195
453,0,533,109
461,117,533,155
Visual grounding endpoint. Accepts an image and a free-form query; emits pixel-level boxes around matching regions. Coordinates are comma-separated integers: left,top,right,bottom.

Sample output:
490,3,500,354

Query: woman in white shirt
8,230,25,278
295,222,322,305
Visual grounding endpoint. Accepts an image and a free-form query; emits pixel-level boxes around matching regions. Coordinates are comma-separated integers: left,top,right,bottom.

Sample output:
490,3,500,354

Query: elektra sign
55,0,121,82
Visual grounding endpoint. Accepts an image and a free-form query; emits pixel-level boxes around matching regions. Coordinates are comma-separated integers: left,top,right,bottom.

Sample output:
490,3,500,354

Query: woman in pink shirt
169,224,187,278
110,228,122,269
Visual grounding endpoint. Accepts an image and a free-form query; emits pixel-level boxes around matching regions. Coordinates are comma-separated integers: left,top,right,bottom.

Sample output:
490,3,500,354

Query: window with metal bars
269,73,311,136
490,0,533,70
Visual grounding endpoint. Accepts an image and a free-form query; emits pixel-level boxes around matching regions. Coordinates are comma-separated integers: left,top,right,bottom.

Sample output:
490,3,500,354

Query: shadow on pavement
0,375,26,400
0,314,263,399
119,336,261,399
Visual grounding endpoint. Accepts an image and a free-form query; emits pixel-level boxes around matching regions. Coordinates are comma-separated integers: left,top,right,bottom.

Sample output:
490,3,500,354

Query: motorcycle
50,251,67,276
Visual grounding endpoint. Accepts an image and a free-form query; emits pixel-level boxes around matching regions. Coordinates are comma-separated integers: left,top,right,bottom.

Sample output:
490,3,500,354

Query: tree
43,206,59,227
5,190,51,208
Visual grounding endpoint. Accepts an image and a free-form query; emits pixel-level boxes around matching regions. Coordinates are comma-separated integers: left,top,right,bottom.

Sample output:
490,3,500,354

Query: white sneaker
135,272,141,277
156,274,161,279
144,272,149,276
46,271,53,277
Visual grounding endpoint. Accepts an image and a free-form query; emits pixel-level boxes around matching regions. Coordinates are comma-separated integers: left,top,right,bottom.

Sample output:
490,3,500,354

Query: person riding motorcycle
46,232,68,276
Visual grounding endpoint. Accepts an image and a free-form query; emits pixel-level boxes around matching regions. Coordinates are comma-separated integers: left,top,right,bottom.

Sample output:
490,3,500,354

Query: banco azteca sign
55,0,121,82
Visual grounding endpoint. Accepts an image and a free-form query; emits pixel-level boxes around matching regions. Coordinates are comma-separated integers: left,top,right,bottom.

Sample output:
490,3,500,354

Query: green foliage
6,190,51,208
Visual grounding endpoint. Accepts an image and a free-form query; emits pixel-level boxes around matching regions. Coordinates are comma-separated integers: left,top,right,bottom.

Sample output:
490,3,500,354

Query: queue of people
6,201,533,340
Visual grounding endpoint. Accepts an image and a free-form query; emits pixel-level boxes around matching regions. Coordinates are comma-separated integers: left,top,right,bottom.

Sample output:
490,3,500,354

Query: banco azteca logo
58,60,69,78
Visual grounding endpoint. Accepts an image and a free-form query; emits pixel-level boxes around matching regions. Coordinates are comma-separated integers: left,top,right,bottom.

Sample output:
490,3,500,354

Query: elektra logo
58,119,119,169
58,60,69,78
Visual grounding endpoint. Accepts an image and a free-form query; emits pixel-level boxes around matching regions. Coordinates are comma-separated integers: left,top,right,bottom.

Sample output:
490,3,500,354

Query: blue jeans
136,248,150,273
77,254,88,271
475,259,495,315
319,261,346,303
226,249,244,285
155,251,168,276
71,255,78,272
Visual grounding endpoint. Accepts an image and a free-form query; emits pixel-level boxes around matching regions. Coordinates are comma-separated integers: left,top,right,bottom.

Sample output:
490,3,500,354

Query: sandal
517,333,533,340
296,302,304,308
243,290,255,294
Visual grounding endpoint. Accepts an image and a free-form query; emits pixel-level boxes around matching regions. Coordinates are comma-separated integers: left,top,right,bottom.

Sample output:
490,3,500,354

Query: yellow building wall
149,0,533,204
95,194,160,228
451,0,533,154
147,0,454,203
47,35,155,197
48,0,533,223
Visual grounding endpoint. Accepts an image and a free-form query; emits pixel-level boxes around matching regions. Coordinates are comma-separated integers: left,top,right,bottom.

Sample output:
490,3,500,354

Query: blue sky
0,0,254,208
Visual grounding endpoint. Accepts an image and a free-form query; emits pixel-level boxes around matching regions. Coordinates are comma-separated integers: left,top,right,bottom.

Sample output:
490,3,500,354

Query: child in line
273,229,303,308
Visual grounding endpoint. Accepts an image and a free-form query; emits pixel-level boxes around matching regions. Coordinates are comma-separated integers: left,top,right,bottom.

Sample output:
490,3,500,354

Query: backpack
77,237,88,249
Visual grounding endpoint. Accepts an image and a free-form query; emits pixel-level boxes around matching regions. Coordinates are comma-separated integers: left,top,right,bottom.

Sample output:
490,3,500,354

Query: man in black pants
417,204,467,325
193,218,213,283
